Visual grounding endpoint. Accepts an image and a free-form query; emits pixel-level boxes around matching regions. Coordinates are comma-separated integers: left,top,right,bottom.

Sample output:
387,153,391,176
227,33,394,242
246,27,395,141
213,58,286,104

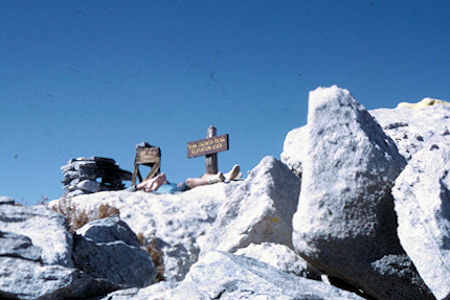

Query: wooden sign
135,147,161,165
131,147,161,186
187,134,229,158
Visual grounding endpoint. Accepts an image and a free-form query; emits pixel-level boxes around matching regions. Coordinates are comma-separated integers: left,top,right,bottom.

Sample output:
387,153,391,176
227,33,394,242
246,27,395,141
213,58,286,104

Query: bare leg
224,165,241,182
183,172,225,189
137,173,168,192
184,177,209,188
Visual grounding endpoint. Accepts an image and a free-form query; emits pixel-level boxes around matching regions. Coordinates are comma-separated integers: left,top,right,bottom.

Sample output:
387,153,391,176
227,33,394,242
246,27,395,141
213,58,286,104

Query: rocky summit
1,85,449,300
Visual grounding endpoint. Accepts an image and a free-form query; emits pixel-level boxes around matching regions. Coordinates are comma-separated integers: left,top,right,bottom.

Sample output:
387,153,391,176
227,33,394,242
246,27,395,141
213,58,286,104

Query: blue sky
1,1,449,205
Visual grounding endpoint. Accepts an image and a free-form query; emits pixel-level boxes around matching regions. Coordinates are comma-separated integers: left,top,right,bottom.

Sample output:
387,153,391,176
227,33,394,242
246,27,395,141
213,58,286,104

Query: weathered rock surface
396,97,450,109
4,85,444,299
0,205,120,299
292,85,432,299
283,98,450,176
0,204,74,267
76,215,141,247
61,156,132,198
235,242,321,279
0,231,42,261
281,125,307,177
393,143,450,300
103,251,363,300
73,216,156,288
370,99,450,161
1,257,77,299
181,251,363,299
198,156,300,253
101,282,208,300
0,255,122,300
50,184,227,282
51,156,300,283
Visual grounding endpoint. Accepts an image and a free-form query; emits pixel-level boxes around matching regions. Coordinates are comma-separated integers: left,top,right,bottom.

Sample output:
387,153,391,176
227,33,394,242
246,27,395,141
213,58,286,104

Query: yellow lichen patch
271,217,279,223
397,97,450,109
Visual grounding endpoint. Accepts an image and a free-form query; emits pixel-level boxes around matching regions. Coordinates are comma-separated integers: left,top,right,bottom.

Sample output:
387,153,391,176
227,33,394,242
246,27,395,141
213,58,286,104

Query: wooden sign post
187,126,229,174
131,147,161,186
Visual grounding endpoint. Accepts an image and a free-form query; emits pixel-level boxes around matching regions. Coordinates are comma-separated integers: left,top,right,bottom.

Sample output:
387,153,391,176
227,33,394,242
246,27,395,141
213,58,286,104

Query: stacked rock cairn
61,157,132,198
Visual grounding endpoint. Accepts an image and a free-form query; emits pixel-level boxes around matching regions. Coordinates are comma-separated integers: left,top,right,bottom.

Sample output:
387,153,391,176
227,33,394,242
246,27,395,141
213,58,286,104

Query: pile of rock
2,85,448,300
61,157,132,198
0,201,156,299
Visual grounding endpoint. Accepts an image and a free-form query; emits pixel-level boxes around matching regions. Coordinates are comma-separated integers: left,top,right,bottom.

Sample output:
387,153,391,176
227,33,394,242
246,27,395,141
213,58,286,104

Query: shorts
173,182,190,192
155,182,190,194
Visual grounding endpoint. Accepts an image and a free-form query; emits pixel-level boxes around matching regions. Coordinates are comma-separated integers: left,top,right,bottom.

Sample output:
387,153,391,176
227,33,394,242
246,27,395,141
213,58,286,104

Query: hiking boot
208,172,225,184
224,165,241,182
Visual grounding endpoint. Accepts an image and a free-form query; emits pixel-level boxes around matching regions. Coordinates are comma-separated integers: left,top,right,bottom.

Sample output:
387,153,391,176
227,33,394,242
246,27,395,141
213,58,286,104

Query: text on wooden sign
187,134,229,158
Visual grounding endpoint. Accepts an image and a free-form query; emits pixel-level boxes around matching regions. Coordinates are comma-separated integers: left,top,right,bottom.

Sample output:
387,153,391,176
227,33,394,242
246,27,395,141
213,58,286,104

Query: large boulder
292,86,432,299
73,216,156,288
0,256,78,299
103,251,364,300
198,156,300,253
370,98,450,161
284,99,450,176
0,255,118,300
49,183,227,282
0,204,73,267
180,251,363,299
0,205,118,299
393,143,450,300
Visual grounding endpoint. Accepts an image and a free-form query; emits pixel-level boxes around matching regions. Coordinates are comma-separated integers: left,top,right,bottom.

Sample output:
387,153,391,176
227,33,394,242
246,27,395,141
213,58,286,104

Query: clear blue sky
1,1,449,205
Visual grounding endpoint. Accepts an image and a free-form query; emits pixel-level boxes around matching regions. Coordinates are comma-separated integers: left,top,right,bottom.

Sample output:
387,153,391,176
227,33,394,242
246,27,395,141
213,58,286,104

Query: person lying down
127,165,241,194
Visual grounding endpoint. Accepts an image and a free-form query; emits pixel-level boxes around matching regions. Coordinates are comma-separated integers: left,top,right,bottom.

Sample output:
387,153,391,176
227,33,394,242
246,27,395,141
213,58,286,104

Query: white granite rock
179,251,363,299
393,143,450,300
101,281,209,300
234,242,321,279
198,156,300,253
0,207,119,299
102,251,363,300
0,256,119,299
0,204,74,267
50,157,301,283
0,257,74,299
281,125,307,176
370,100,450,161
284,99,450,177
292,85,432,300
49,183,227,282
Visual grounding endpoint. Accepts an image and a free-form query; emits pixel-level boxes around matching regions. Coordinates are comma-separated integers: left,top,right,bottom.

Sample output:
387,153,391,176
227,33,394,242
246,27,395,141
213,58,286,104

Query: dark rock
0,196,14,206
73,217,156,288
0,231,42,261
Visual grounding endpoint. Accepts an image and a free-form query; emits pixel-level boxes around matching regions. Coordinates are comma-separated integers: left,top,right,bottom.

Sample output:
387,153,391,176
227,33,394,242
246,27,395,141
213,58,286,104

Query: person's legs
183,172,225,189
137,173,168,192
184,177,209,188
224,165,241,182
